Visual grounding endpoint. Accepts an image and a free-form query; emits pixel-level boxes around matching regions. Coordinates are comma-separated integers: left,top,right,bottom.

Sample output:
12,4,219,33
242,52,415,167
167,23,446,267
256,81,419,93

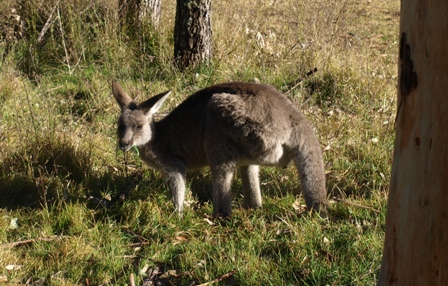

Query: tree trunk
378,0,448,285
119,0,161,31
174,0,212,69
141,0,161,28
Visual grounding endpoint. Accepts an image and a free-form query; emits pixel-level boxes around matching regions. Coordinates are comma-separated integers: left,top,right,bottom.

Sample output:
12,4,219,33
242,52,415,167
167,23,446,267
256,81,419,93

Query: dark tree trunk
174,0,212,69
378,0,448,285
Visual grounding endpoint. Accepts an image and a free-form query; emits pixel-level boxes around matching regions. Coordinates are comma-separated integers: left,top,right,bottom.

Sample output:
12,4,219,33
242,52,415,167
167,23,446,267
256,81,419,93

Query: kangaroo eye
136,125,143,131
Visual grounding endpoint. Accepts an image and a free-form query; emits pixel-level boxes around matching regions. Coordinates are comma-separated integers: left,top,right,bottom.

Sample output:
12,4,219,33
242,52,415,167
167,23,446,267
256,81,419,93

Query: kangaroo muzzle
119,140,133,152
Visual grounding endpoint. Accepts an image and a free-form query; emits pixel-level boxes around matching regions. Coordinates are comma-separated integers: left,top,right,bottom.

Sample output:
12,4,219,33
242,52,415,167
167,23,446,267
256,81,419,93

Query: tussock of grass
0,0,398,284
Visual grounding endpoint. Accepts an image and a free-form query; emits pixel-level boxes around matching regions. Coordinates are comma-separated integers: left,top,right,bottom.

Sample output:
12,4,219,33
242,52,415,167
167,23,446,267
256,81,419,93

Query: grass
0,0,399,284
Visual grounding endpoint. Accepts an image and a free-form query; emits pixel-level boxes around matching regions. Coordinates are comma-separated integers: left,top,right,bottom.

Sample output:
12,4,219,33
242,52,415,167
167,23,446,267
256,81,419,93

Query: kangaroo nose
119,140,132,152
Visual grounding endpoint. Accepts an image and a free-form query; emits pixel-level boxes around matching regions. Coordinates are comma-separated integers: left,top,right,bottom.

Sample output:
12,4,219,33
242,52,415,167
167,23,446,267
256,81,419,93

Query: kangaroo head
111,82,171,151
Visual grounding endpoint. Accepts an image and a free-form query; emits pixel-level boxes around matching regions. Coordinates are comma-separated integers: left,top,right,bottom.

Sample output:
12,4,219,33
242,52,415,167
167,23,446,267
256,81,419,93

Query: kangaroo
112,81,327,217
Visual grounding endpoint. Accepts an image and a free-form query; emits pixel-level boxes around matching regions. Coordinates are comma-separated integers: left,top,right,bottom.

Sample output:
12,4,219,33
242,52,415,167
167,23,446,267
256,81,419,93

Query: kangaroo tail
292,124,328,217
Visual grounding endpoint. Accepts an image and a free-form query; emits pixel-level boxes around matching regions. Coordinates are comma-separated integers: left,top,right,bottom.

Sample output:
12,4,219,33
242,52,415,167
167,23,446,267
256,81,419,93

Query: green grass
0,0,398,284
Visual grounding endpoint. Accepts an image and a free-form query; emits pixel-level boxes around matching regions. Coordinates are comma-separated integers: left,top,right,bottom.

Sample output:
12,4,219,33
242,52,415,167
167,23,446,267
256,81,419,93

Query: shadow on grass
0,144,156,213
0,137,95,209
0,133,204,215
0,132,377,223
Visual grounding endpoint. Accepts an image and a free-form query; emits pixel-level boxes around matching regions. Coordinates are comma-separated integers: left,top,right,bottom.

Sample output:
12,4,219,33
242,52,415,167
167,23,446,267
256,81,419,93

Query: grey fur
112,81,328,217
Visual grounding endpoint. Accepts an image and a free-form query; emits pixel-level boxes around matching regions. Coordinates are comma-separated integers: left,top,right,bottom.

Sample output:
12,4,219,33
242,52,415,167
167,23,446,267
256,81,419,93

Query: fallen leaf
276,228,291,236
292,200,307,214
175,235,188,242
203,218,215,226
29,277,46,285
173,233,189,245
130,273,136,286
9,218,18,229
356,221,363,233
51,271,67,279
5,264,22,271
195,260,206,268
280,175,289,183
139,264,150,276
159,269,177,279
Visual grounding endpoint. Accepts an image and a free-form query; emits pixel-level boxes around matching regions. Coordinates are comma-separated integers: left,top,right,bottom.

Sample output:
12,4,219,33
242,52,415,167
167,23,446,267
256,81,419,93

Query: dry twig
196,270,237,286
332,197,380,213
287,67,318,93
37,0,60,43
0,235,65,249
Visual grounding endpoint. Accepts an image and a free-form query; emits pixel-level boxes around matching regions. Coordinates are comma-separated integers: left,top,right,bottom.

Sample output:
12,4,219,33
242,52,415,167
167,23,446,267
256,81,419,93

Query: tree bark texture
378,0,448,285
119,0,161,30
174,0,212,69
143,0,161,27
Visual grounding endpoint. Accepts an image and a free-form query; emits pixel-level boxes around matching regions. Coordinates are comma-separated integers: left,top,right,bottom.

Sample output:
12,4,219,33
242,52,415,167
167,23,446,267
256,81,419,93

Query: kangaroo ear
112,81,134,110
140,90,172,115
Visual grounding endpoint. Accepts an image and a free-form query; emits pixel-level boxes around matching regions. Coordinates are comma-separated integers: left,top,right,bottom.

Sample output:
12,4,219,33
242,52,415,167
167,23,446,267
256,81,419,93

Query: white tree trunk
140,0,161,27
378,0,448,285
119,0,161,30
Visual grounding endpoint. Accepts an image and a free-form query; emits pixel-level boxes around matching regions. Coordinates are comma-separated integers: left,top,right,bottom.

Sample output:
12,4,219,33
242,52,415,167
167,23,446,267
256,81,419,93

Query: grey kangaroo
112,81,327,217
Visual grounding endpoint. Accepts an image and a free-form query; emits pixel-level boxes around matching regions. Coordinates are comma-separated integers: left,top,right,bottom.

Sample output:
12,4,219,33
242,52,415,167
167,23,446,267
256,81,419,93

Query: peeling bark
378,0,448,285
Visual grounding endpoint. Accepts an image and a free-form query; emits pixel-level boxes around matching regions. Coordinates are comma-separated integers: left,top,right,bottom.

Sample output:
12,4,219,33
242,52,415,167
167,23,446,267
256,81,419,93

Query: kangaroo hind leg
240,165,262,209
210,163,236,217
